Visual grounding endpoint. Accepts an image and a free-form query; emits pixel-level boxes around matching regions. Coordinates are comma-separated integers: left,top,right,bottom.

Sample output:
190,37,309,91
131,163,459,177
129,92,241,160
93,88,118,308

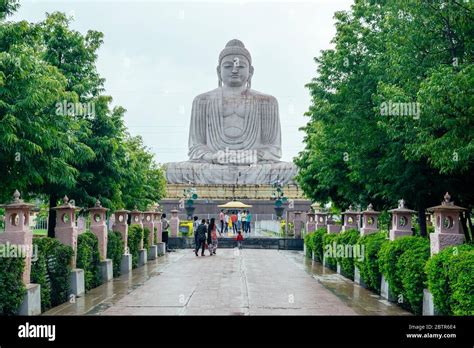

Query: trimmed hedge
322,233,338,269
334,229,360,280
311,228,327,262
143,227,150,251
426,244,474,315
77,232,101,291
354,231,388,292
0,244,26,315
107,231,124,277
304,232,314,258
128,225,143,269
31,238,73,311
378,236,430,314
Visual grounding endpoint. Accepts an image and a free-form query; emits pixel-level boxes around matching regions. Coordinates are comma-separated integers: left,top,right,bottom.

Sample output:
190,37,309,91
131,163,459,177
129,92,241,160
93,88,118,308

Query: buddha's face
218,55,253,88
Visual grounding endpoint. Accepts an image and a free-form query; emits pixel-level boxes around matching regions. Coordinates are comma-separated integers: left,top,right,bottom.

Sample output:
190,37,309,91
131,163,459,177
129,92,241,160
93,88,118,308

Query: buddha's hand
257,149,276,163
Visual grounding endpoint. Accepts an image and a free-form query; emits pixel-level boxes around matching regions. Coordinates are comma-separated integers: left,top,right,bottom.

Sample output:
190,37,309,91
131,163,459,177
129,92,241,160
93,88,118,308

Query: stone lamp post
306,211,316,233
52,196,85,297
153,209,165,256
143,210,157,260
0,190,41,315
427,192,466,255
360,203,381,236
170,209,180,238
315,211,328,230
130,208,147,266
112,209,132,274
341,205,359,232
388,199,416,241
88,199,113,282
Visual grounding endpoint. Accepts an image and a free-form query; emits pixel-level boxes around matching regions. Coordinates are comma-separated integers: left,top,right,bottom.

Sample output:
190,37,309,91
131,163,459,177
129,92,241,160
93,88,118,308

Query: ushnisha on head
217,39,254,88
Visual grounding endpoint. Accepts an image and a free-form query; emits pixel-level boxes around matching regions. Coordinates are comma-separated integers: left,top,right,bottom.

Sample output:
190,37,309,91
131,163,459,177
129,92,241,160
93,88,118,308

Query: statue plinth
165,161,297,185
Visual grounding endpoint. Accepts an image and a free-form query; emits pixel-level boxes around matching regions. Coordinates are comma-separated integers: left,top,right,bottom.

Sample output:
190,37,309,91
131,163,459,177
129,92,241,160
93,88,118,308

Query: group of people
193,217,219,256
218,210,252,235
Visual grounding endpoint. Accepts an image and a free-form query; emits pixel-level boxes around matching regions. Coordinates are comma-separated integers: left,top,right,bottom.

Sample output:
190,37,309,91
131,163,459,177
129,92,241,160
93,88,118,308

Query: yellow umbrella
217,201,253,209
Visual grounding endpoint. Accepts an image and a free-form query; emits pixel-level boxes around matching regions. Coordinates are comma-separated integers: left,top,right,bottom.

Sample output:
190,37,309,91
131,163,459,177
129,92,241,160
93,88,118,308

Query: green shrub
334,229,360,280
378,236,430,314
143,227,150,251
354,231,388,292
154,227,158,244
0,244,26,315
426,244,474,315
311,228,327,263
322,233,339,269
128,225,143,269
77,232,101,291
304,232,314,258
31,238,73,311
107,231,124,277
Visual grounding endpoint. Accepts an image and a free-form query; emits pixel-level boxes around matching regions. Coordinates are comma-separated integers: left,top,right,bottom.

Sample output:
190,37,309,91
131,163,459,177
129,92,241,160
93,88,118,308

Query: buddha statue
165,39,297,185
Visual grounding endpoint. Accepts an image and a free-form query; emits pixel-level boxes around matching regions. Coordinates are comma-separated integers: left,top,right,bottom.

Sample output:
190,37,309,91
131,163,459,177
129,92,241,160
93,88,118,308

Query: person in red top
231,212,238,234
235,230,244,249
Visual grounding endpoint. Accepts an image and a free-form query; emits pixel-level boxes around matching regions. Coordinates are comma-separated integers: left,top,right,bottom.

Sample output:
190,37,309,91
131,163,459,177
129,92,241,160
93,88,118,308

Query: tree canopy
295,0,473,237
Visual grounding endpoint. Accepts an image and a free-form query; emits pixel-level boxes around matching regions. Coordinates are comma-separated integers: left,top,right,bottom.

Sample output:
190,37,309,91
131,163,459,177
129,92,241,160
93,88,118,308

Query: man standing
237,211,242,232
231,211,238,234
193,216,200,252
224,211,229,233
219,210,225,236
161,213,171,252
241,210,247,233
246,211,252,234
195,219,208,256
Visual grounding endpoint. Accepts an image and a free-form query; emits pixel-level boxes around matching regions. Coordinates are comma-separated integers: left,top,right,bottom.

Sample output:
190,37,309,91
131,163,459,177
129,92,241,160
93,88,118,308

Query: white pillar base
148,245,158,260
120,253,132,274
69,268,85,297
100,259,113,282
156,242,165,256
138,249,147,266
18,283,41,315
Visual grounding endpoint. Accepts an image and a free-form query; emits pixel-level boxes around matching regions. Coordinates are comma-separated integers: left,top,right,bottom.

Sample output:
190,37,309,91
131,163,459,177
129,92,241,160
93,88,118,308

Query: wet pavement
43,249,410,316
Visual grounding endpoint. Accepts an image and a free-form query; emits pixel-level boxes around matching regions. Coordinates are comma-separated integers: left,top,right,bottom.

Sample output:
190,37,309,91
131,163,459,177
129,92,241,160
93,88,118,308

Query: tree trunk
460,210,472,243
418,207,427,237
47,193,58,238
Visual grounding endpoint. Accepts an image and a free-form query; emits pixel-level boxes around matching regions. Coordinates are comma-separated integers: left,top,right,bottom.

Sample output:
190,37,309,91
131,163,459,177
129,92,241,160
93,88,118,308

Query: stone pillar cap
88,199,109,212
388,198,416,213
427,192,466,212
361,203,381,215
52,195,81,211
114,209,130,214
342,205,358,214
0,190,35,209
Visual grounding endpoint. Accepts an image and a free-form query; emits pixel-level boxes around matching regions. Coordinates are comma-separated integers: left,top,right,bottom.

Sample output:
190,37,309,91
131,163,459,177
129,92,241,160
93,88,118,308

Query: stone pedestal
169,209,180,238
381,275,395,302
429,233,465,255
156,242,166,256
138,249,147,266
327,224,341,234
148,245,158,260
18,283,41,316
306,212,316,233
120,254,132,274
336,263,341,275
354,266,366,288
53,196,80,268
69,268,85,297
99,259,113,282
89,200,109,261
315,212,328,230
422,289,439,316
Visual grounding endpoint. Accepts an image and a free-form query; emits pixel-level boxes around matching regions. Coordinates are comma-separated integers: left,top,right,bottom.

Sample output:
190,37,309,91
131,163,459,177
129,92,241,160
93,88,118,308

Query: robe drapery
188,88,282,162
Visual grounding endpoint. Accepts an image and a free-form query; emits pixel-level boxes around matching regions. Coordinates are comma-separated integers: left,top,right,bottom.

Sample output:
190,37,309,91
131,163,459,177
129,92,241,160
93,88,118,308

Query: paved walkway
44,249,409,315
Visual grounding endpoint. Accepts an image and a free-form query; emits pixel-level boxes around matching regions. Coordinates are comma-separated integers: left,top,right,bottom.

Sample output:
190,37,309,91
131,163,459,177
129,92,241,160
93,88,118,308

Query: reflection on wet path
282,251,410,315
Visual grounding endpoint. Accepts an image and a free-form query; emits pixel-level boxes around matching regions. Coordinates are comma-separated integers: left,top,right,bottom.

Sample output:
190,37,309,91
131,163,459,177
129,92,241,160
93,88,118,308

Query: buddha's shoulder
193,89,220,102
192,88,278,104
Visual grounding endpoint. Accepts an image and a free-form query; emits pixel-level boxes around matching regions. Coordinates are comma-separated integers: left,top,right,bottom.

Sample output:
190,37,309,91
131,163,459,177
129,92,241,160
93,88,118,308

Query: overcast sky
12,0,353,164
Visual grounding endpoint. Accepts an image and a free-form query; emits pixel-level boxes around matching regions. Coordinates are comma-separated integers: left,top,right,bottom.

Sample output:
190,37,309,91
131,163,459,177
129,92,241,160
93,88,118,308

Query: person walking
231,211,238,234
207,218,217,255
246,211,252,234
219,210,225,236
236,230,244,249
237,211,242,232
192,216,200,252
195,219,207,256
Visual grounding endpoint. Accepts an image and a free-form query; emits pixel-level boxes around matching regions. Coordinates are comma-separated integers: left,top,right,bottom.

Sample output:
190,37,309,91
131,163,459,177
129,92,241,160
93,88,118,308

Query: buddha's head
217,39,254,88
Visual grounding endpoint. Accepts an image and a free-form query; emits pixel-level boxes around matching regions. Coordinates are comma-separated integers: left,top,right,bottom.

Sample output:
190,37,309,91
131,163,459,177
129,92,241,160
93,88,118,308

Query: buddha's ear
249,65,254,78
